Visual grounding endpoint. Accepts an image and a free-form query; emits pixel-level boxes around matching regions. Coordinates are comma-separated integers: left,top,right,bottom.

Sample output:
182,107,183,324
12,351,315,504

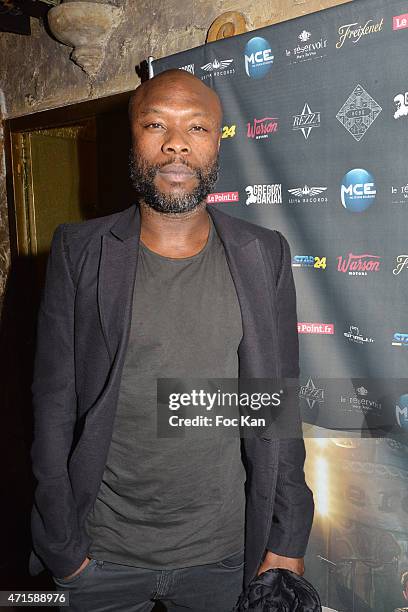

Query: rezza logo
244,37,274,79
341,169,376,212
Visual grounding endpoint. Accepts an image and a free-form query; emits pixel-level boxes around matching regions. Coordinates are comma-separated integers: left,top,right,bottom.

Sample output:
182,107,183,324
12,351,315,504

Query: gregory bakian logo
245,184,282,205
244,37,274,79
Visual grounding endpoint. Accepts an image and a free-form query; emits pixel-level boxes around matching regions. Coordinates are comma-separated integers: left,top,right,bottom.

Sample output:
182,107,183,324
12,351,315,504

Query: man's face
129,76,221,214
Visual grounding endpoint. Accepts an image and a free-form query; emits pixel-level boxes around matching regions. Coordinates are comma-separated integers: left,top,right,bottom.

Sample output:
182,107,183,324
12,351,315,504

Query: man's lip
158,164,195,177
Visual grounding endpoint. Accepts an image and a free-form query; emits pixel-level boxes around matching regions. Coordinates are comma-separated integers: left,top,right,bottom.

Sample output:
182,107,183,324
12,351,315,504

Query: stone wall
0,0,352,309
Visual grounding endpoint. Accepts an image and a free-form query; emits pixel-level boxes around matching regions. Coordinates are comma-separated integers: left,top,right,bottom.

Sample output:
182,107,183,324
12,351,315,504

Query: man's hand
60,556,91,580
257,551,304,577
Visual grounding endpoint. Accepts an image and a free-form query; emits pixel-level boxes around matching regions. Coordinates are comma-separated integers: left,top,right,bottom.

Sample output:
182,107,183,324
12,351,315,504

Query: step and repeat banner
152,1,408,609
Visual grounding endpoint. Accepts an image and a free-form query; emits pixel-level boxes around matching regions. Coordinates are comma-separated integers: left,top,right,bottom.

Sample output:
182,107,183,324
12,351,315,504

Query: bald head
129,68,223,129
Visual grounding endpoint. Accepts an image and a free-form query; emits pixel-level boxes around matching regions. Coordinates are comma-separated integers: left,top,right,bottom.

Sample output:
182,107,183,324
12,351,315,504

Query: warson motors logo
337,253,382,276
336,17,384,49
297,322,334,335
207,192,239,205
244,37,274,79
340,169,376,212
247,117,279,139
200,58,235,80
285,29,328,64
336,84,382,142
288,185,328,204
245,184,282,205
292,103,321,139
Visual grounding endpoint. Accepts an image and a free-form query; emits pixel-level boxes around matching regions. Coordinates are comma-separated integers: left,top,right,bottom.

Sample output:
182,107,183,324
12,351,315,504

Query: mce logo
244,37,274,79
341,168,376,212
396,394,408,428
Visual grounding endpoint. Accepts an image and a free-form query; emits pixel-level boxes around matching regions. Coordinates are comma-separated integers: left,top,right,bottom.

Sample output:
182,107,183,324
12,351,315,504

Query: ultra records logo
343,325,375,344
336,84,382,142
285,29,328,64
200,58,235,80
394,92,408,119
179,64,194,74
245,184,282,205
288,185,327,204
393,255,408,276
292,103,321,139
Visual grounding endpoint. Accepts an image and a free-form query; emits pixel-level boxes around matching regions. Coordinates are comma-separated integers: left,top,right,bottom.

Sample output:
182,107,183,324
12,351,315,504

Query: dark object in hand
233,568,322,611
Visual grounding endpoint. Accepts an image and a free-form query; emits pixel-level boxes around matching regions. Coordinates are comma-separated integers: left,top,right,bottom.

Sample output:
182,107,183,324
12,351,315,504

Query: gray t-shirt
85,214,247,569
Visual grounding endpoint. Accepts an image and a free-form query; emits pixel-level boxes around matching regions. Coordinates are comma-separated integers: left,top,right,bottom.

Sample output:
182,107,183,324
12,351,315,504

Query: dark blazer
28,203,314,589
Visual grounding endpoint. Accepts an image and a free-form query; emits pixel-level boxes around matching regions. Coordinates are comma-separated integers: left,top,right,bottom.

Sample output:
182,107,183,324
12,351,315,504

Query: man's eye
191,126,207,132
146,123,164,129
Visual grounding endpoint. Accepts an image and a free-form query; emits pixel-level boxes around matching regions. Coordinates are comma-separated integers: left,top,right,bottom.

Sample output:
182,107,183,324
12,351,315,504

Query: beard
129,150,219,214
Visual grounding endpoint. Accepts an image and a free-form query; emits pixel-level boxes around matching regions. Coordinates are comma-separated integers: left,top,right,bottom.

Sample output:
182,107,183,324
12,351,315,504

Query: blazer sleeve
30,224,86,577
266,231,314,558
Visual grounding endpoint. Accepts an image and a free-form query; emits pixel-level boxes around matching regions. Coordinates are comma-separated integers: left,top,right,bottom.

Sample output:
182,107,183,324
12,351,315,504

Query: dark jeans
52,549,245,612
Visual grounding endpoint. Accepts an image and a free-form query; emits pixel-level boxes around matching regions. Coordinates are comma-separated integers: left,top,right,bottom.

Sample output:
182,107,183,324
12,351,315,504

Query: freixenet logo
247,117,279,139
393,13,408,30
207,192,239,204
393,255,408,275
336,18,384,49
297,323,334,335
337,253,382,275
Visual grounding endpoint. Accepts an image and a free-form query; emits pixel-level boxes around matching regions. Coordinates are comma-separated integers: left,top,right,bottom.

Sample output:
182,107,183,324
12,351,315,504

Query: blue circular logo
340,168,376,212
244,37,274,79
396,394,408,429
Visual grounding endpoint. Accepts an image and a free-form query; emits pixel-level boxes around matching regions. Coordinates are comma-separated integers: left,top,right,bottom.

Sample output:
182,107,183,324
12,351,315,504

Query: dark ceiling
0,0,59,35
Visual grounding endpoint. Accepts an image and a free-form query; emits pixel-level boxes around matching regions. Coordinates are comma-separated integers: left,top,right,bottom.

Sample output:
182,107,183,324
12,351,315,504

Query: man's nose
161,128,191,155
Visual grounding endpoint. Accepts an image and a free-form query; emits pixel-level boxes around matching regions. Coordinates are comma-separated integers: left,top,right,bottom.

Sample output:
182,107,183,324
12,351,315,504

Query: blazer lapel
98,204,140,362
207,206,280,378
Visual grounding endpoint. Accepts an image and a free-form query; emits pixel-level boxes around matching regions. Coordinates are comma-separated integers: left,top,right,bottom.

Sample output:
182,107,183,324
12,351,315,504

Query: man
29,69,314,611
